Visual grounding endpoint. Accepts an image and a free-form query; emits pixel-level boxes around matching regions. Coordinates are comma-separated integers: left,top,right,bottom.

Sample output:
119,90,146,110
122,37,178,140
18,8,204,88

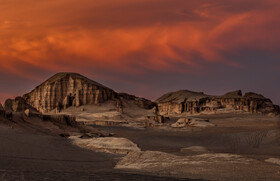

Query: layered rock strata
157,90,280,115
23,73,155,113
23,73,117,113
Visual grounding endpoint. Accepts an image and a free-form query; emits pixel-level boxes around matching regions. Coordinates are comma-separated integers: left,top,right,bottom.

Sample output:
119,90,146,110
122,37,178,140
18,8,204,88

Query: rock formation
1,97,109,136
23,73,155,113
171,118,214,128
156,90,280,115
4,97,38,113
116,100,124,113
42,114,77,127
117,93,155,109
0,103,5,117
23,73,117,113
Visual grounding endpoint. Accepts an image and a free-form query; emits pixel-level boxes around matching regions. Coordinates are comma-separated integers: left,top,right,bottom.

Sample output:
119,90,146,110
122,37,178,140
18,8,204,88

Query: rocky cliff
23,72,155,113
156,90,280,115
23,73,117,113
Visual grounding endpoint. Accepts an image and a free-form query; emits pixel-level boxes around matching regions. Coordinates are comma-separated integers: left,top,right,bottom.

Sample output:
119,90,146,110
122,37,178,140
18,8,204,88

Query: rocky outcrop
171,118,214,128
42,114,77,127
4,97,38,113
116,100,124,113
0,103,5,117
23,73,117,113
146,115,165,123
157,90,280,115
117,93,155,109
23,73,155,113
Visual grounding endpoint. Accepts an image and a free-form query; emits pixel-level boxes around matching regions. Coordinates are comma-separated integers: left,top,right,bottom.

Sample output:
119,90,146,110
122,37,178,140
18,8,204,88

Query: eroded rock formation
23,73,155,113
157,90,280,115
0,103,5,117
23,73,117,113
4,97,38,113
171,118,214,128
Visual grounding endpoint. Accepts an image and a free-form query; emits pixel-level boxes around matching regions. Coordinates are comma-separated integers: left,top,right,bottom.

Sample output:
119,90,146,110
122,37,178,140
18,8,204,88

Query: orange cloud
0,0,280,81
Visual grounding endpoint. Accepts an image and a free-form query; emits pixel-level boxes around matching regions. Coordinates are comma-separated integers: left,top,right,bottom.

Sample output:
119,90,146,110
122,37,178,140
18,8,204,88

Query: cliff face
156,90,280,115
22,72,155,113
23,73,117,113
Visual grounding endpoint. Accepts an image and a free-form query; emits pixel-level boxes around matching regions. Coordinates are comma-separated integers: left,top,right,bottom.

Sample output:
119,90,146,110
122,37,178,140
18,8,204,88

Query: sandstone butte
22,72,155,113
156,90,280,115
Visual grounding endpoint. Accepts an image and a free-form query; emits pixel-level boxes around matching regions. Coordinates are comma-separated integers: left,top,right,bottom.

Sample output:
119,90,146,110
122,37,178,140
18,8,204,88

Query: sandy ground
59,101,156,127
0,123,201,181
91,113,280,180
1,111,280,180
115,151,280,181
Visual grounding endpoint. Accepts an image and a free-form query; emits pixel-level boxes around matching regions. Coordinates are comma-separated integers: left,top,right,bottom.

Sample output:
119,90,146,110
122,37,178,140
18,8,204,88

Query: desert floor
0,124,200,181
93,113,280,181
1,113,280,180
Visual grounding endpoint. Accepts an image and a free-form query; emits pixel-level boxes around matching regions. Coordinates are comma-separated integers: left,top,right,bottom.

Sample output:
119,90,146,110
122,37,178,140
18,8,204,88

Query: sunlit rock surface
23,73,117,113
23,72,155,113
156,90,280,115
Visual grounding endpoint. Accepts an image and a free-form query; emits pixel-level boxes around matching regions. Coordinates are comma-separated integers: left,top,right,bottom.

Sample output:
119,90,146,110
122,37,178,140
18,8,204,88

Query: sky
0,0,280,105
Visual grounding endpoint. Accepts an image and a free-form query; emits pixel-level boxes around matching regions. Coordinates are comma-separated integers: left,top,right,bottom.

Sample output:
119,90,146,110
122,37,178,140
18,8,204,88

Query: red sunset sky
0,0,280,104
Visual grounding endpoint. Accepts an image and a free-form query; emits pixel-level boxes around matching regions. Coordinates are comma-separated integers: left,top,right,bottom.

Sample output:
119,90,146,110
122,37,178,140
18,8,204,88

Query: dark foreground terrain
0,124,202,181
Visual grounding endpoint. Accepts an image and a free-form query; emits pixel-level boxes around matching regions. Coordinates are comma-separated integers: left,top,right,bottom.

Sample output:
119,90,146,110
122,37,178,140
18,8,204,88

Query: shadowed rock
222,90,243,98
4,97,39,115
117,93,155,109
0,103,5,117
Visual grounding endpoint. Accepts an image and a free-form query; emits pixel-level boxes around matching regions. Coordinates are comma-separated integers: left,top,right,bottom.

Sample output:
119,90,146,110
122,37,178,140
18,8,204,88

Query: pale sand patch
115,151,255,170
180,146,209,153
114,151,280,181
70,136,141,154
266,158,280,165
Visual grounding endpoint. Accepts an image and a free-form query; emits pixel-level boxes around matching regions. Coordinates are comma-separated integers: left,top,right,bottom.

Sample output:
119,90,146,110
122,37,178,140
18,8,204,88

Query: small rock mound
171,118,214,128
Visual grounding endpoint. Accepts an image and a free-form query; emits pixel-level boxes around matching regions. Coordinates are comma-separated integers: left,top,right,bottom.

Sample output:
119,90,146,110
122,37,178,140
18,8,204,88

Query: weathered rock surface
4,97,38,113
171,118,214,128
157,90,280,115
23,73,117,113
0,103,5,117
118,93,156,109
23,72,155,113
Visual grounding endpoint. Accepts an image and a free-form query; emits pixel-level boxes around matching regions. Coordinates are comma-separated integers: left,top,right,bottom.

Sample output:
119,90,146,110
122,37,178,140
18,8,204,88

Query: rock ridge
23,72,155,113
23,73,117,113
157,90,280,115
